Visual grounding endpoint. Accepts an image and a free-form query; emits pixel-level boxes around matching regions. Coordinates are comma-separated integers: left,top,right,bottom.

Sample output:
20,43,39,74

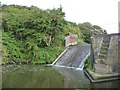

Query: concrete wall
91,34,120,73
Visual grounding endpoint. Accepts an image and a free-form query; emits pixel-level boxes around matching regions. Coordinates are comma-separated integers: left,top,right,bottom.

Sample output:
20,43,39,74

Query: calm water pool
2,64,120,88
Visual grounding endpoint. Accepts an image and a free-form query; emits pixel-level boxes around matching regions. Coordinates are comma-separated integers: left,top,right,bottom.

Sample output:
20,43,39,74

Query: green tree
78,22,107,43
2,4,107,64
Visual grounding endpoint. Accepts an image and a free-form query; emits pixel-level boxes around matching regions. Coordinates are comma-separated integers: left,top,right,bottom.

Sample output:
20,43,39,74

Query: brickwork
65,34,78,47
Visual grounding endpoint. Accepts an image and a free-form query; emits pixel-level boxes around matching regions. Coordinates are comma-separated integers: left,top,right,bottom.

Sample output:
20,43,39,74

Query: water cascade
52,44,91,70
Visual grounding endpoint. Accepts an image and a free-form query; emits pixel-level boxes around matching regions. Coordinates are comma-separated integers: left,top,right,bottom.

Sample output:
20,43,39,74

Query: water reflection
90,79,120,88
53,66,90,88
2,65,120,88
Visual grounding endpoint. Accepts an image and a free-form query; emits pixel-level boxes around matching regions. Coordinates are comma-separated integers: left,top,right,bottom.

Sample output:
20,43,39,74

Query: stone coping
93,33,120,38
84,68,120,83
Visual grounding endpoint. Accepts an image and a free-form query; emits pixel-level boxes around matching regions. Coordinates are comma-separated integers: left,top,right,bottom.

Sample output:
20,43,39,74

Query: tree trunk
45,35,52,47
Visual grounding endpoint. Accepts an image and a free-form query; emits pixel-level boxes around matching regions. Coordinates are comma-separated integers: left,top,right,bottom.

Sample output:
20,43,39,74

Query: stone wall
91,33,120,73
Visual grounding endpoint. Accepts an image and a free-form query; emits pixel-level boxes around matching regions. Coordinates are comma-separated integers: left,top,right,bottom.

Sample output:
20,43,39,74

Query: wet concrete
53,44,91,69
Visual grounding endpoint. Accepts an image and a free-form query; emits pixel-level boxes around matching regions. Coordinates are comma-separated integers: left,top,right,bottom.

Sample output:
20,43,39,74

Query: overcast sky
1,0,119,34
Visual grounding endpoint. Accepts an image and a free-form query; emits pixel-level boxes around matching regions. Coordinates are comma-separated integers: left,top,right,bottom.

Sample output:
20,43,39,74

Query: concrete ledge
52,47,69,65
84,68,120,83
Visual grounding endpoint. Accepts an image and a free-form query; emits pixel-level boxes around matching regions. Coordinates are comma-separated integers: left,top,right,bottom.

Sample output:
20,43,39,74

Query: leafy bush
2,5,106,64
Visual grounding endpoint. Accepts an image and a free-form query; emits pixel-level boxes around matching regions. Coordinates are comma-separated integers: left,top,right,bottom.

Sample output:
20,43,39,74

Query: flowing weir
52,44,91,70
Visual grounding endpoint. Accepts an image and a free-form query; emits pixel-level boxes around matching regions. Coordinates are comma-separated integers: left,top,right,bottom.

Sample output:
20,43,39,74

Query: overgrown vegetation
1,4,107,64
84,54,95,71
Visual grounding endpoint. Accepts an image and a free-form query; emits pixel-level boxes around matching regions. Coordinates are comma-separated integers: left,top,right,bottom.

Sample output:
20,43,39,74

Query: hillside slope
1,5,107,64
